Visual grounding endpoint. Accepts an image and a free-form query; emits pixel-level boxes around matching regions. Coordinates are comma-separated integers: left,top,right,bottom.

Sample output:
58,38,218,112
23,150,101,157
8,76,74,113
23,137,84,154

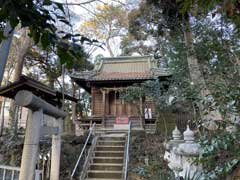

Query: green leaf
54,2,65,14
58,30,65,34
73,33,81,37
0,30,4,42
62,33,72,39
80,36,92,44
59,19,71,26
9,17,19,29
41,31,50,49
32,30,40,44
57,47,73,67
56,15,66,20
43,0,52,5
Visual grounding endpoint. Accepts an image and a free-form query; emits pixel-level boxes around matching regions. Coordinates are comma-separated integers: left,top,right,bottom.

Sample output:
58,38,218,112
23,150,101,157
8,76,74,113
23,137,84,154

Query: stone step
95,151,124,157
93,157,123,164
95,146,125,152
86,178,122,180
105,130,128,134
83,133,127,180
99,135,126,138
88,170,122,179
97,141,125,146
99,138,126,142
90,163,123,171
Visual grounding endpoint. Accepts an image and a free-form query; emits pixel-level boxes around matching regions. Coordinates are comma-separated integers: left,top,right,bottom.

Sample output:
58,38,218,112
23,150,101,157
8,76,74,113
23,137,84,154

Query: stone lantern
165,126,184,150
164,125,203,179
164,126,184,177
177,125,202,178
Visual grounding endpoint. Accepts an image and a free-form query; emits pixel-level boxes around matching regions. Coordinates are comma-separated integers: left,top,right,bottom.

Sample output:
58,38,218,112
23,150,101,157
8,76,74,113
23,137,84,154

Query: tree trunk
48,78,55,89
0,22,14,86
106,39,114,57
183,20,222,129
9,28,32,136
71,80,77,134
0,98,6,136
13,28,32,81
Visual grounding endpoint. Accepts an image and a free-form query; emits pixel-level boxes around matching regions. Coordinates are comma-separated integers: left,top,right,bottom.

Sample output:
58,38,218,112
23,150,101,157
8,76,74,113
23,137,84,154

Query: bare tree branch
110,0,126,6
51,0,98,6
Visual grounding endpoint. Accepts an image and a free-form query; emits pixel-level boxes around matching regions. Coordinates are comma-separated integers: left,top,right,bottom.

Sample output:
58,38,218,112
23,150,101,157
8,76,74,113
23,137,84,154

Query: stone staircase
85,133,127,180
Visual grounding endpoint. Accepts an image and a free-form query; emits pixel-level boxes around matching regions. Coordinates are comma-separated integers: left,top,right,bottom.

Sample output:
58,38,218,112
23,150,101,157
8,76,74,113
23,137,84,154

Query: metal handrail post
124,121,132,180
71,123,96,179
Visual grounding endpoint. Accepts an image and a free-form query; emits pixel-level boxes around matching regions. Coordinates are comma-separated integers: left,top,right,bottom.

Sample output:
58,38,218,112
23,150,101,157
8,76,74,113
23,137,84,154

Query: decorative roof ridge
99,55,153,61
100,59,150,64
94,55,155,73
70,70,97,79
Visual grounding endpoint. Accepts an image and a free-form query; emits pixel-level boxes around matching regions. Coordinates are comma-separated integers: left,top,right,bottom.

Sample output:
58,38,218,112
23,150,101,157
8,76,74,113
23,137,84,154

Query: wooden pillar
91,88,95,116
102,90,106,127
105,91,109,115
122,99,126,116
114,91,117,116
140,97,144,129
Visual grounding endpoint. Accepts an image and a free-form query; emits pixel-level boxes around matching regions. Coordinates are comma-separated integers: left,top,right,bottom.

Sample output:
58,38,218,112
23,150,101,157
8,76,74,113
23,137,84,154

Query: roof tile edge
99,55,153,61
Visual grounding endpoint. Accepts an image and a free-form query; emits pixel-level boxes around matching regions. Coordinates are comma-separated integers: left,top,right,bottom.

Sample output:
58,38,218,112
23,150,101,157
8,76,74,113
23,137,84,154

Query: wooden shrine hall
71,55,171,131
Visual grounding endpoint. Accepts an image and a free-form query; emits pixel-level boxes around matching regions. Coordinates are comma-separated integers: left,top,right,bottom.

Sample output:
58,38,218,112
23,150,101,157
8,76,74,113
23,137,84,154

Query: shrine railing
71,123,96,179
123,121,132,180
0,165,42,180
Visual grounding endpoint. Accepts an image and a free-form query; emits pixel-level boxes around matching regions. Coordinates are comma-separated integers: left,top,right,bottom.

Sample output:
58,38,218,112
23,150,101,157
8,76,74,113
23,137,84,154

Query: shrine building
71,55,171,131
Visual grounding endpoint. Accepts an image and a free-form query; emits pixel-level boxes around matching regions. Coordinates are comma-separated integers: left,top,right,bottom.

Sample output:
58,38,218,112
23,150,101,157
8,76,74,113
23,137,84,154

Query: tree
0,29,23,136
120,34,154,55
8,28,33,136
79,4,128,56
128,0,224,128
180,0,240,29
13,28,33,81
0,0,101,136
120,85,145,128
0,0,97,80
0,22,14,85
125,1,240,178
120,80,171,134
24,41,93,134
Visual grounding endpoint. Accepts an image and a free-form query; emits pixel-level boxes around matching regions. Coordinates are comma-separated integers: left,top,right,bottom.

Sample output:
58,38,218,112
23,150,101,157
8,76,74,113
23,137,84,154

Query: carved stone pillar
19,109,43,180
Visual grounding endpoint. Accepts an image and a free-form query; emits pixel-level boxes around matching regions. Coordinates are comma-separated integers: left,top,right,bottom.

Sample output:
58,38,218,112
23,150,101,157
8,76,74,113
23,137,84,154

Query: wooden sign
116,117,129,124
